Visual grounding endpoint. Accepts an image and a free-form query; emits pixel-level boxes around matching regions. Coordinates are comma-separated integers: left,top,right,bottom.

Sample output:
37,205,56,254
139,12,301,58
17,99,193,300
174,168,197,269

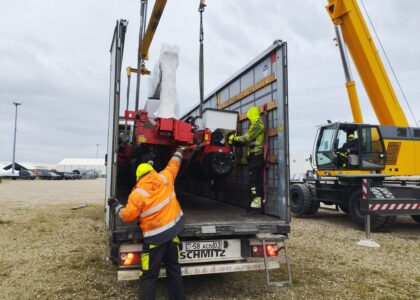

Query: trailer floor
178,192,283,225
113,192,287,235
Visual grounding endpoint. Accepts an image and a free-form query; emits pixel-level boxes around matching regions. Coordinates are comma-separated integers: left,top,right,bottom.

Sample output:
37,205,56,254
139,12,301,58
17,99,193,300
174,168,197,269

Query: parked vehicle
18,170,36,180
32,169,45,178
53,170,81,180
79,169,100,179
39,170,61,180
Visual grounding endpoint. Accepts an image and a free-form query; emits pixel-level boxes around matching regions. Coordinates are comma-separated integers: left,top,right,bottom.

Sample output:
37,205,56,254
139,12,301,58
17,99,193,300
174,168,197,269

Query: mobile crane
291,0,420,229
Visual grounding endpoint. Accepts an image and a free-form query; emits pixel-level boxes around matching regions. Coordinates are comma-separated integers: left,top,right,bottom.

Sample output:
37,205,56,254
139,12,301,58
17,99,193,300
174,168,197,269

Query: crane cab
315,123,386,177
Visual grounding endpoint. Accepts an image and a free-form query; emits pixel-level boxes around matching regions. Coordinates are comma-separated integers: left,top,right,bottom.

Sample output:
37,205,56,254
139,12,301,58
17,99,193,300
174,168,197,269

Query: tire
290,183,318,217
349,187,394,230
411,215,420,224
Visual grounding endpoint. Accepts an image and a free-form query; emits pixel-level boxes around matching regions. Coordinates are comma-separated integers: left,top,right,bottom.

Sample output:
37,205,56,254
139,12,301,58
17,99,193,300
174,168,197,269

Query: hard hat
136,163,154,180
348,134,355,140
247,106,261,124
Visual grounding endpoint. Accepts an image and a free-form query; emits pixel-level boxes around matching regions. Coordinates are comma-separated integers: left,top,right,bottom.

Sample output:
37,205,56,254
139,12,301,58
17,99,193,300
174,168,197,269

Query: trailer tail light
119,252,141,267
251,244,279,257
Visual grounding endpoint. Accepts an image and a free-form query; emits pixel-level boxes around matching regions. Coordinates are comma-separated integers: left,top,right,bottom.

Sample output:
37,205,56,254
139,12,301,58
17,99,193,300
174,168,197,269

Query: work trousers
139,237,184,300
248,154,264,210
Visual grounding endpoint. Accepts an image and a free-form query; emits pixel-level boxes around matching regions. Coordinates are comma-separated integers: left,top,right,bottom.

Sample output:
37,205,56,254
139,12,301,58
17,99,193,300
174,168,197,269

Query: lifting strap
198,0,206,116
262,103,270,212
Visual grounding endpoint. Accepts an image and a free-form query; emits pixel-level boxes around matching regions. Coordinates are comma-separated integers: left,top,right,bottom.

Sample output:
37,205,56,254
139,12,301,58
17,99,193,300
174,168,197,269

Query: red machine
122,110,234,177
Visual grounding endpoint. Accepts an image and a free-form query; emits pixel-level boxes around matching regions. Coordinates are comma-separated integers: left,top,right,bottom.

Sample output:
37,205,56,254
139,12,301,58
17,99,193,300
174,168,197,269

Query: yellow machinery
312,0,420,177
291,0,420,228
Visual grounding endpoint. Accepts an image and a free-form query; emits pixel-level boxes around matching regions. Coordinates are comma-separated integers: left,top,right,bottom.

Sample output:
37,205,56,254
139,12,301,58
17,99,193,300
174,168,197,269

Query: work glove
228,134,236,145
107,197,121,212
176,146,188,153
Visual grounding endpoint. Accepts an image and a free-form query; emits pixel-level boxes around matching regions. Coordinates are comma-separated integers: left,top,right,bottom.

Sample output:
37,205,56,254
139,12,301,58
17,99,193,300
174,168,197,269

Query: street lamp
96,144,99,159
12,102,22,174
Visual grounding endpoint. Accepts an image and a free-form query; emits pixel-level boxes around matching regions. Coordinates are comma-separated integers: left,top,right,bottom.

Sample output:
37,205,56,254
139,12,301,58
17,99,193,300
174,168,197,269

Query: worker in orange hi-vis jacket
108,146,187,300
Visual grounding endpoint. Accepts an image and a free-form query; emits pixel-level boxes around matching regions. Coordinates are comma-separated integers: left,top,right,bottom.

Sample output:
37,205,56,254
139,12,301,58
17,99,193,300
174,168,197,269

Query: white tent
0,168,19,178
290,153,312,181
2,162,56,171
57,158,106,175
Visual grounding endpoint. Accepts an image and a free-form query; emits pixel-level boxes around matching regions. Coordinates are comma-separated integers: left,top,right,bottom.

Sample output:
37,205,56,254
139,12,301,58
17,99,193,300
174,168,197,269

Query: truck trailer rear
105,20,291,283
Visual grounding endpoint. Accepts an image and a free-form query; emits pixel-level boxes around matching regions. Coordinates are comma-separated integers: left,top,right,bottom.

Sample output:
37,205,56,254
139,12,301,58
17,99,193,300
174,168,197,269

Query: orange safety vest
120,157,184,245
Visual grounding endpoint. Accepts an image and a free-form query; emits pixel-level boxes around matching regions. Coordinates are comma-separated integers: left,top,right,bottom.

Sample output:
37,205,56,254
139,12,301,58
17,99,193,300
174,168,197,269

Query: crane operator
109,146,187,300
336,133,359,169
229,106,265,213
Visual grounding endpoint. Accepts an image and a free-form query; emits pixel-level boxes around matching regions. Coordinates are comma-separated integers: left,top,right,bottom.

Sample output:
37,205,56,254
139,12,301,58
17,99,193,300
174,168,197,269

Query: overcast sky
1,0,419,164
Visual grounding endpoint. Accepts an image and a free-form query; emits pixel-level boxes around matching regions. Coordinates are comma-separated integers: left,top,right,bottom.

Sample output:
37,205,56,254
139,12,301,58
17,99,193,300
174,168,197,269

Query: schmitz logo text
180,249,226,260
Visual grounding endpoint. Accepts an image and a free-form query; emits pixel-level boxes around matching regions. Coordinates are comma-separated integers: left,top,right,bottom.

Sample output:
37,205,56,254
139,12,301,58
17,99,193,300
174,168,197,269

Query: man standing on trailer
109,146,186,300
229,106,265,213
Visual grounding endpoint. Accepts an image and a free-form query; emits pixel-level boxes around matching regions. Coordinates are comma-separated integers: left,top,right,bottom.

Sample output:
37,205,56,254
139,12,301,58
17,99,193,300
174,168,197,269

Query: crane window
316,126,337,169
361,127,386,169
397,128,407,137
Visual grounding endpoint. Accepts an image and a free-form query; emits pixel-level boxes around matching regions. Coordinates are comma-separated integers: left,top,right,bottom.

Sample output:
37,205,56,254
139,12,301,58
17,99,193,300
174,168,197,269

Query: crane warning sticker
179,239,242,263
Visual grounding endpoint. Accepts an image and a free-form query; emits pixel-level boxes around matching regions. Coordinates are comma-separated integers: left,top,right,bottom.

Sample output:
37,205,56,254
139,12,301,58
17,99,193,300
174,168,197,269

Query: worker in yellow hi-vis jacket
229,106,265,213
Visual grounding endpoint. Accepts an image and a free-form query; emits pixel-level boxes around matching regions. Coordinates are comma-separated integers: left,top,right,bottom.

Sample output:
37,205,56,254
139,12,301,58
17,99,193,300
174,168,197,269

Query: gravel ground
0,179,419,300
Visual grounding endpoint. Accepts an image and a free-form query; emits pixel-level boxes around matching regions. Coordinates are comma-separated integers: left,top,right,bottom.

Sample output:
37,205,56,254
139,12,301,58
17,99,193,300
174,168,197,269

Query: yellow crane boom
326,0,409,127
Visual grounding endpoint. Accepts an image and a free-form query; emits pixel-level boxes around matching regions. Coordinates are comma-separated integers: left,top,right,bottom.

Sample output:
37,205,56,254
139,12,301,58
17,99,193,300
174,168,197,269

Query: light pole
96,144,99,159
12,102,22,174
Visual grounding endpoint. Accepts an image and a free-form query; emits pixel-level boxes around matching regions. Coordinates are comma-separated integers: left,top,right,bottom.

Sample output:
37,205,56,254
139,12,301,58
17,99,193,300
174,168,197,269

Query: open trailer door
105,20,127,230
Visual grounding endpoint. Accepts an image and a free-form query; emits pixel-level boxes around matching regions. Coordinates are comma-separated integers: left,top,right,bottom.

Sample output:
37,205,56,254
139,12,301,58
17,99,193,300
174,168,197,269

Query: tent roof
57,158,105,166
2,162,56,170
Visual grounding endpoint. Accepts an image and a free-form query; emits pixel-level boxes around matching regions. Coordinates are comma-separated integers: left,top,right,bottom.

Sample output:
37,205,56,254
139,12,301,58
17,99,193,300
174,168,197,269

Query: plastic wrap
149,44,180,119
148,61,161,99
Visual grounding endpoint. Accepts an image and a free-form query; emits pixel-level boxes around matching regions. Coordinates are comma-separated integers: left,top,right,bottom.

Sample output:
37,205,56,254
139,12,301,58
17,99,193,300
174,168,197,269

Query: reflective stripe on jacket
120,155,185,245
234,118,265,156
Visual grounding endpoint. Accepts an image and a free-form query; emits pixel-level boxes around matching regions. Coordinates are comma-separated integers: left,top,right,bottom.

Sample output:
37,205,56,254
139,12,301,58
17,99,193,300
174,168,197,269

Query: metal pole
362,179,371,239
135,0,147,112
96,144,99,159
334,26,352,82
198,0,206,116
11,102,22,175
125,68,131,137
357,179,380,247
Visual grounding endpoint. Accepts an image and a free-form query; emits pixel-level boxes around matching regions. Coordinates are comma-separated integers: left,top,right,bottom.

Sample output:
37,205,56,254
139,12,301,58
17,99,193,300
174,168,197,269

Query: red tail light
251,244,279,257
119,252,141,267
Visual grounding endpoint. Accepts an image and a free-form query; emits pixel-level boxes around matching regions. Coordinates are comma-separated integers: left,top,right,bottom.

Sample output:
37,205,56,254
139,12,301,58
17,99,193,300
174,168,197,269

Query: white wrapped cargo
148,44,180,119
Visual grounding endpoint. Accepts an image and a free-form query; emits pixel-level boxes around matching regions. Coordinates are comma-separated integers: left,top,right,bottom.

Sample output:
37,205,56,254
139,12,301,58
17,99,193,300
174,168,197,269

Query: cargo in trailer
105,20,291,284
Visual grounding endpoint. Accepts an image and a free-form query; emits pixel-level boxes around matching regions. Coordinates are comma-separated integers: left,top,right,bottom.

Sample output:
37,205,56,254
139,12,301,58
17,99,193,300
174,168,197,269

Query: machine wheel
291,183,318,217
349,187,394,230
411,215,420,224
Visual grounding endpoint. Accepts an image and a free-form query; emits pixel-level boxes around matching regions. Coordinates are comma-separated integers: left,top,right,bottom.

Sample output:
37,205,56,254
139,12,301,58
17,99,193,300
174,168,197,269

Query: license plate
180,239,242,263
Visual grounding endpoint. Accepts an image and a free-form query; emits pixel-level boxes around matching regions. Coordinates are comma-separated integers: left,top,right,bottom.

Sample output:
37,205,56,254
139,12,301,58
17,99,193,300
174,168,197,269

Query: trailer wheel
349,187,391,230
291,183,318,217
411,215,420,224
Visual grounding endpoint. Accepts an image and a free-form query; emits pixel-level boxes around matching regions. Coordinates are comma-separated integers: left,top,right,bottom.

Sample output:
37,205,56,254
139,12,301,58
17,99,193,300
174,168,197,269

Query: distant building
57,158,106,175
2,162,57,171
290,154,312,181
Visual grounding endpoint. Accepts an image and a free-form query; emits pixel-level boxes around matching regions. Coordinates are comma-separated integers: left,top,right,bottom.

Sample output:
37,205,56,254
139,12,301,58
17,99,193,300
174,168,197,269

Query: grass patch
0,261,12,277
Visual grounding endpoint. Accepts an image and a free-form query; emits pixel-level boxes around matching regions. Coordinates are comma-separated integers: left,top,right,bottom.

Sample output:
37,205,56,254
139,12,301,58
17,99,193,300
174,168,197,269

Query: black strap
198,1,206,116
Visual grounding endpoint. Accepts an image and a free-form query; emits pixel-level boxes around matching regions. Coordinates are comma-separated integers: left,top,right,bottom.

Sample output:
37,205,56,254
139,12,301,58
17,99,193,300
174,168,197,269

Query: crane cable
360,0,419,127
198,0,206,116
